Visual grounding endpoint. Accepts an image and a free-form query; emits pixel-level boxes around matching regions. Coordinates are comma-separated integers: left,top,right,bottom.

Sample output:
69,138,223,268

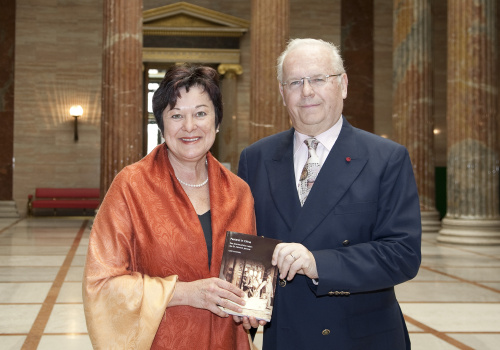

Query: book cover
219,231,281,322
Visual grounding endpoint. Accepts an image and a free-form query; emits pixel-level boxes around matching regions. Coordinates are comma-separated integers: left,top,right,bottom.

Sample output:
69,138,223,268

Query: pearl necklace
175,158,209,188
176,176,208,188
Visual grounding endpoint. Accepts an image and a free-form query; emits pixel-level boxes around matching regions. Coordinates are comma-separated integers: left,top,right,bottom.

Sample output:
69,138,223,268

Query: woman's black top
198,210,212,268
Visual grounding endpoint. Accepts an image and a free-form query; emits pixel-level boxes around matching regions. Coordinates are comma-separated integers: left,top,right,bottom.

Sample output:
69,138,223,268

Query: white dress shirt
293,117,343,200
292,117,343,285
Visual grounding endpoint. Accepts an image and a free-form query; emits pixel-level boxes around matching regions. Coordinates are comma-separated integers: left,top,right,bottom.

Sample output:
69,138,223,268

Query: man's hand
272,242,318,280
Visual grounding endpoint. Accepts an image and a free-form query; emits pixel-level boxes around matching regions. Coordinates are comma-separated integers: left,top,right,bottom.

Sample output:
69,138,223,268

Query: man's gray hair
276,38,345,82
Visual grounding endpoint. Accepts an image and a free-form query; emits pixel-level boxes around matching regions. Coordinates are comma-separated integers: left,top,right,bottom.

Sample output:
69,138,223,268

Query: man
237,38,421,349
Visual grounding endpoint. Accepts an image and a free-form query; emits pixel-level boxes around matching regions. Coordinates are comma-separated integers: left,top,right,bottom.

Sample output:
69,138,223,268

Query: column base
421,210,441,233
437,217,500,245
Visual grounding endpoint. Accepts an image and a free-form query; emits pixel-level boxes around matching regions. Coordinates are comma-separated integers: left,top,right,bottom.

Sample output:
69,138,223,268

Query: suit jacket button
279,279,287,287
322,329,331,336
342,240,350,246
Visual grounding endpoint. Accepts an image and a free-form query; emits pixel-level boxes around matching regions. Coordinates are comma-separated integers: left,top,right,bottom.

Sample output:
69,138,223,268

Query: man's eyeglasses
281,74,342,91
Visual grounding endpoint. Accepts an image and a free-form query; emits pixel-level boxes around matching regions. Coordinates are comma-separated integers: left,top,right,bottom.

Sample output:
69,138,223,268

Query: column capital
217,64,243,76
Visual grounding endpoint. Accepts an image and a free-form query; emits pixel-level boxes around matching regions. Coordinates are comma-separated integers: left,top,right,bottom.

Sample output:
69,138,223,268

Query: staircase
0,201,20,218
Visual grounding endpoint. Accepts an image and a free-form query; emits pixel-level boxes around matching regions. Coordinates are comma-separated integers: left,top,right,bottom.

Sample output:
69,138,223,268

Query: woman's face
162,85,217,163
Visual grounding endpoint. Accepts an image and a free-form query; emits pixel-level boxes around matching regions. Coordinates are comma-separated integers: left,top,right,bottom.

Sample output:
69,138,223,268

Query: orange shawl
83,144,256,349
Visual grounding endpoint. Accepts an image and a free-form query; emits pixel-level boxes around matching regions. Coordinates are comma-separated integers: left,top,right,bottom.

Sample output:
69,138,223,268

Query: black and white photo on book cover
219,231,281,322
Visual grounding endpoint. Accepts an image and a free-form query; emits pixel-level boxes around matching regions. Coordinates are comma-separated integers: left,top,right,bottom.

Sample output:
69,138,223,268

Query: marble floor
0,217,499,350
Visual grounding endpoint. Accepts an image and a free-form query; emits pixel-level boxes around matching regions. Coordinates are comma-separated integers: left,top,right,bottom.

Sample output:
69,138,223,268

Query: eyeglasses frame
280,73,343,90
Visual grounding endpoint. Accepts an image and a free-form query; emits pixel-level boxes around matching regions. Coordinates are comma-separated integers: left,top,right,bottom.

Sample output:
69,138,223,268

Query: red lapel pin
345,157,351,162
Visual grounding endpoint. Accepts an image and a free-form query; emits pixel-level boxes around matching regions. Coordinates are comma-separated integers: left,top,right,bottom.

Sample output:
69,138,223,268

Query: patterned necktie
299,138,320,206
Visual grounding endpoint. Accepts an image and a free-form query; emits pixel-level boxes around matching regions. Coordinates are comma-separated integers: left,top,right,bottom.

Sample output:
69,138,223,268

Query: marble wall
13,0,103,215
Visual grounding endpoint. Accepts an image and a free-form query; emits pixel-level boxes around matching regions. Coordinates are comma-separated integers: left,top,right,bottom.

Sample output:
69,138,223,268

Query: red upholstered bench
28,188,100,216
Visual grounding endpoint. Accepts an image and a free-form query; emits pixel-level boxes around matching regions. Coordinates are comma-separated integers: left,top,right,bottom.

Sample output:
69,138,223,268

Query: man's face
279,44,348,136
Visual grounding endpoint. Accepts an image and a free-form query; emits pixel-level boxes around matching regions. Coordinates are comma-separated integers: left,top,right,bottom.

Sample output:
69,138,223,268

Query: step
0,201,20,218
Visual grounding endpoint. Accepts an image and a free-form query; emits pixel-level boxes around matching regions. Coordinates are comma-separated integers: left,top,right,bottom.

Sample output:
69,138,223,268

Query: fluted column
250,0,290,143
438,0,500,244
217,64,242,173
101,0,143,195
393,0,440,233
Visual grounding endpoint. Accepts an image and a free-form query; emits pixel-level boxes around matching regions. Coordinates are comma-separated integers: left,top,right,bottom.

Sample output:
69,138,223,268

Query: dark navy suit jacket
238,118,421,350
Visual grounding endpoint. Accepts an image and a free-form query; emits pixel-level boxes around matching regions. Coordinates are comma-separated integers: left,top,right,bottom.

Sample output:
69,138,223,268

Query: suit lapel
265,129,302,231
290,120,368,243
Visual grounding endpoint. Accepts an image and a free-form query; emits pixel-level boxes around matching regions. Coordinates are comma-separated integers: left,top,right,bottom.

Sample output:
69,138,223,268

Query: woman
83,64,256,349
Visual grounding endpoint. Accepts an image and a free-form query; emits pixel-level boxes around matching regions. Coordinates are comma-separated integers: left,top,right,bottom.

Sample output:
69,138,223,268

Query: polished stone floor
0,217,499,350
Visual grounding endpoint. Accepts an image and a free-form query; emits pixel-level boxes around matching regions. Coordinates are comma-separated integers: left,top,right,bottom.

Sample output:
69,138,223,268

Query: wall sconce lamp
70,105,83,142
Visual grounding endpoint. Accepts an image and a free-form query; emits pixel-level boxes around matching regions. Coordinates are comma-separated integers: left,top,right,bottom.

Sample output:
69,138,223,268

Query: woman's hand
170,278,246,318
233,315,267,330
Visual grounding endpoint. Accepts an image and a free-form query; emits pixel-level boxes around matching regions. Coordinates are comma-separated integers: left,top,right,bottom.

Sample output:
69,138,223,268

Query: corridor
0,217,499,349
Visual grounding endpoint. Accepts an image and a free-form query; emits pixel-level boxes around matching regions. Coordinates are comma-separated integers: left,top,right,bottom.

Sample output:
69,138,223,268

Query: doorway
142,63,221,158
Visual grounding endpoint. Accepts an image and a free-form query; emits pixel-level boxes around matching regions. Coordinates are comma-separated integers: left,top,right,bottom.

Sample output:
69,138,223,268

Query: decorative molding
144,28,247,37
143,48,241,64
217,64,243,75
143,2,249,37
438,218,500,245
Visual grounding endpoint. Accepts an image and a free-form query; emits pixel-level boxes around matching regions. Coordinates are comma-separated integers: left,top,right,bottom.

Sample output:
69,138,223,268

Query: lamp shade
70,105,83,117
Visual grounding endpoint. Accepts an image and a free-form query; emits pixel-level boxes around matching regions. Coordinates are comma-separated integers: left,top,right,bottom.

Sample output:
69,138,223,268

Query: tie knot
305,138,319,150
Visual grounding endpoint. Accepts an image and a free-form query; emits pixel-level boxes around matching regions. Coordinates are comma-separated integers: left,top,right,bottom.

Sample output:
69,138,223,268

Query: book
218,231,281,322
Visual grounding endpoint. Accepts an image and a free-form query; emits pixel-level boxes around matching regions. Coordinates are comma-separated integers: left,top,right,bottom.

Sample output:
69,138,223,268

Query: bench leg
27,198,33,217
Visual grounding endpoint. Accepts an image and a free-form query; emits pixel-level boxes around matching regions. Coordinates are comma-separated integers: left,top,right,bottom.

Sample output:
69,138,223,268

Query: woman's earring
216,129,220,133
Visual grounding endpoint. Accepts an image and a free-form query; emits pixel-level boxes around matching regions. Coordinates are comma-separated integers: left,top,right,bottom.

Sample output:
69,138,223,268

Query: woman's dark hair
152,64,223,136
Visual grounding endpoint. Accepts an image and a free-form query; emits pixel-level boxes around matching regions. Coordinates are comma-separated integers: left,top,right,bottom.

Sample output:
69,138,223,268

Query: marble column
217,64,242,173
393,0,441,233
101,0,143,195
250,0,290,143
0,1,15,200
438,0,500,244
341,0,374,133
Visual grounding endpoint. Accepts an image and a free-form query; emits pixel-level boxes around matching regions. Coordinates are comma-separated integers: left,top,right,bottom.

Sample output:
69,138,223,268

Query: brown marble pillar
393,0,440,233
101,0,143,195
250,0,290,143
0,1,15,200
217,64,242,173
438,0,500,244
341,0,374,132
